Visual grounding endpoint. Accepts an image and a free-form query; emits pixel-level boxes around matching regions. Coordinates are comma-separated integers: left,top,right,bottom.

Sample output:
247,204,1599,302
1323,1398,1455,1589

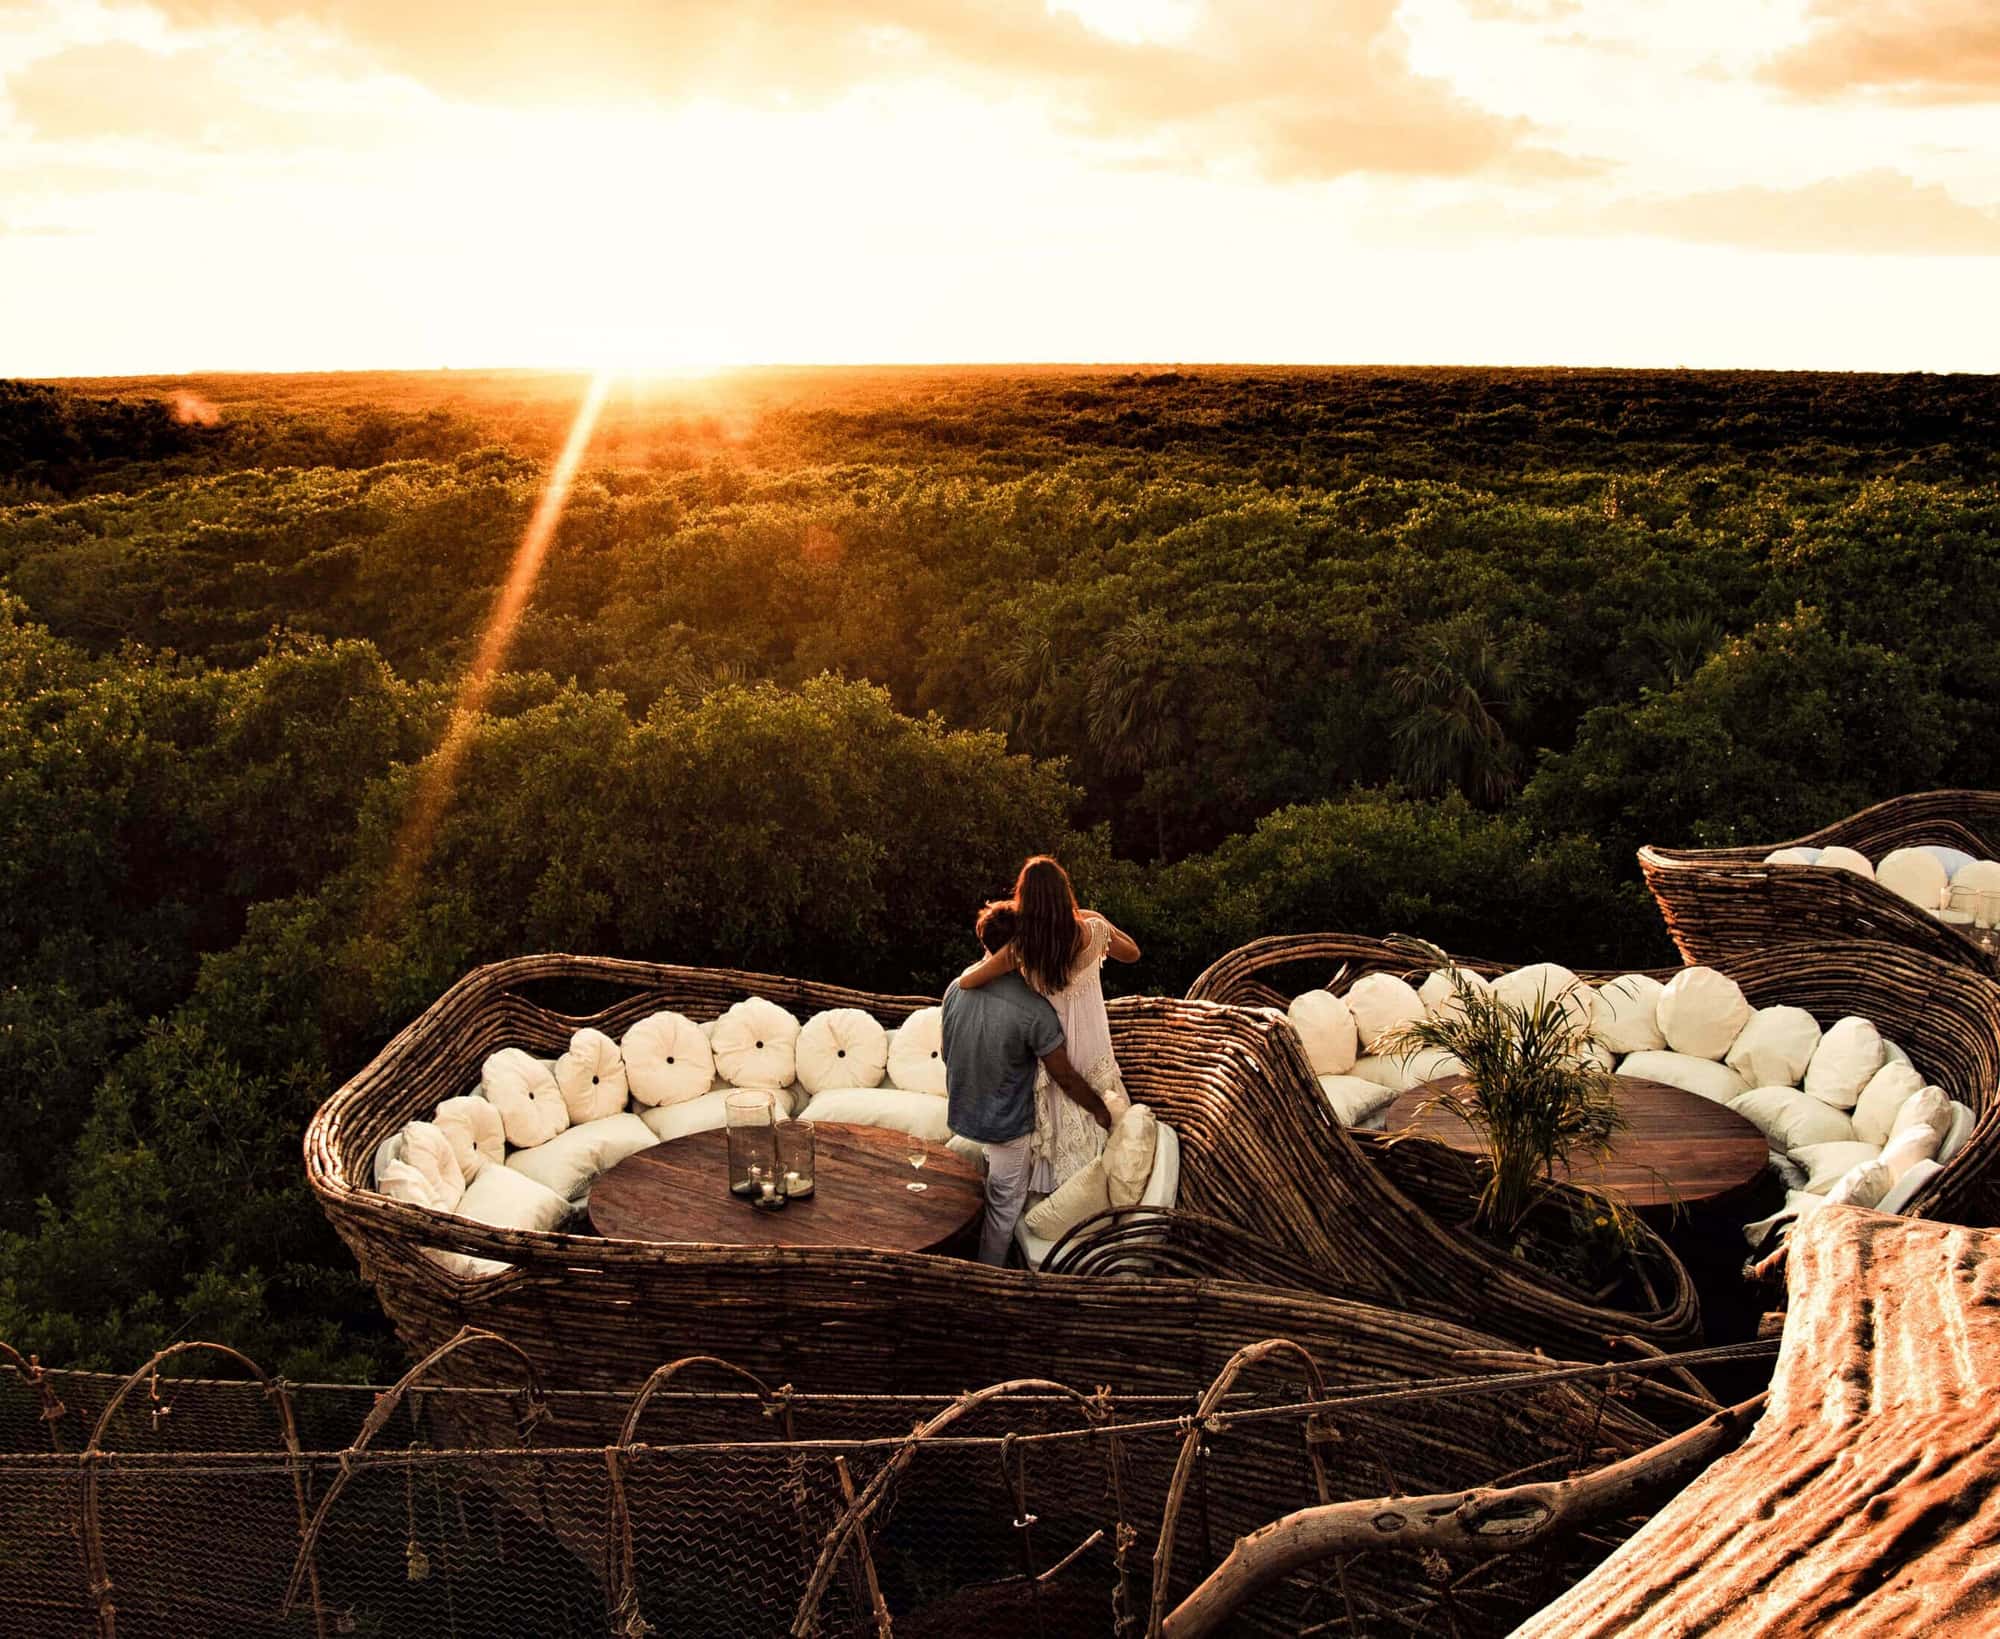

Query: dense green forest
3,364,1997,1376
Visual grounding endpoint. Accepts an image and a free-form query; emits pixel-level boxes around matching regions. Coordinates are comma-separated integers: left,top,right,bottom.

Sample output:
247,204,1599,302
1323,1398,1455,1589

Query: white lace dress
1027,914,1132,1192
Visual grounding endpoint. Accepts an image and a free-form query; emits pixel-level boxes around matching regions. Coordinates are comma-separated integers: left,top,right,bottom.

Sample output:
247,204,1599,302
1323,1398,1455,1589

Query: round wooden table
588,1121,985,1252
1382,1074,1771,1215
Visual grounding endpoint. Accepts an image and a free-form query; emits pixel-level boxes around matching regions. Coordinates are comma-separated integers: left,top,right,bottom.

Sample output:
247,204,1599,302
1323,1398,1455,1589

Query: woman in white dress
955,855,1142,1190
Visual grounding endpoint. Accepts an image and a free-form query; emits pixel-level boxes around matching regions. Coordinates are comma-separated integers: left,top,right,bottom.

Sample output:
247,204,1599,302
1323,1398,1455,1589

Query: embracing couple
939,855,1141,1265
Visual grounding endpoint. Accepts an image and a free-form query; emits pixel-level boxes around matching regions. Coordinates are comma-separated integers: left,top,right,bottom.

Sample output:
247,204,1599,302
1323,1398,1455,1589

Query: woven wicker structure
307,954,1699,1400
1639,790,2000,976
1184,932,2000,1230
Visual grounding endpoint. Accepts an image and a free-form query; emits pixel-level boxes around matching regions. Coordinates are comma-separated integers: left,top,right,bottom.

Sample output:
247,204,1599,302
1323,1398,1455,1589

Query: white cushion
623,1011,716,1107
1741,1186,1825,1248
458,1162,574,1233
1763,846,1822,866
1817,845,1874,877
373,1130,406,1189
1878,1121,1943,1182
886,1006,947,1095
1618,1050,1750,1106
1592,975,1666,1054
433,1095,505,1177
1015,1123,1180,1270
1795,1140,1886,1194
797,1086,951,1143
1824,1159,1891,1210
1890,1084,1952,1143
1851,1062,1926,1147
553,1027,628,1124
1876,847,1949,909
1104,1103,1158,1208
1881,1037,1912,1070
377,1156,437,1210
945,1132,985,1167
1402,1046,1467,1084
1951,858,2000,895
796,1008,889,1095
1877,1158,1943,1215
1341,973,1426,1054
1348,1054,1414,1091
1288,989,1359,1076
636,1087,793,1144
1728,1086,1857,1153
1938,1100,1977,1163
1492,963,1594,1036
1023,1156,1111,1241
710,997,801,1090
480,1048,570,1148
1927,846,1977,879
505,1113,657,1200
1656,967,1751,1060
1418,967,1493,1025
1802,1016,1885,1110
1319,1074,1400,1127
400,1121,467,1212
1725,1007,1821,1089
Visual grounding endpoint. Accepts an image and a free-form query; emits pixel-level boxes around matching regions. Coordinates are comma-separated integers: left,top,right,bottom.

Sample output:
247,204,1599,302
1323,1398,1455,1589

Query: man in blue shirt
942,903,1109,1264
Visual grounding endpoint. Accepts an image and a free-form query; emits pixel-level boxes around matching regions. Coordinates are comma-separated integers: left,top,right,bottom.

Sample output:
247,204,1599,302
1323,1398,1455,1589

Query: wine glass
906,1146,928,1191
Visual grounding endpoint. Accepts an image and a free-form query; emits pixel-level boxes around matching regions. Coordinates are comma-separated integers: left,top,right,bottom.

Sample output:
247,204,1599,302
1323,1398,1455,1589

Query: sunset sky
4,0,1999,374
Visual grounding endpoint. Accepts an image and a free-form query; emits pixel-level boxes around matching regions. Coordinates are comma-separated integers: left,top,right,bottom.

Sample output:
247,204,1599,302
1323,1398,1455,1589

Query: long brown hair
1011,855,1081,995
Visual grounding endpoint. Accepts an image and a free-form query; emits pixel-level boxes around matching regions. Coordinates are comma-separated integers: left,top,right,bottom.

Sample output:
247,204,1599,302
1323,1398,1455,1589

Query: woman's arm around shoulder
1079,909,1141,964
954,943,1019,989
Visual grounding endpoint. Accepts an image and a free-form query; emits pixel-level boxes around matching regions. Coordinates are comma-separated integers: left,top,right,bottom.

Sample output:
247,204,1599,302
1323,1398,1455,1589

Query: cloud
118,0,1579,181
1765,1,2000,102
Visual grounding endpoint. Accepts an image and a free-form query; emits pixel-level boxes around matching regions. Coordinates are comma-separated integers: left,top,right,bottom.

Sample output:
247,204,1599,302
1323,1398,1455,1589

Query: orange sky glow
4,0,1999,374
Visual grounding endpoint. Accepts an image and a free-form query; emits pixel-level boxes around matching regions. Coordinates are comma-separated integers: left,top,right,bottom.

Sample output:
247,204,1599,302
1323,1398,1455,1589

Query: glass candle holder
777,1118,816,1200
725,1091,778,1198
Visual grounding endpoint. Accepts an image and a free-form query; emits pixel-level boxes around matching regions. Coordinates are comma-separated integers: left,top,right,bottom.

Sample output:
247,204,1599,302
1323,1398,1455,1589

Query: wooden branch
1162,1393,1764,1639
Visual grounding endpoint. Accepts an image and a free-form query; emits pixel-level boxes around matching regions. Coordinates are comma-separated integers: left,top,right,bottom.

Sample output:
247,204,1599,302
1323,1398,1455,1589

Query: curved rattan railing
306,954,1699,1386
1185,931,2000,1229
1638,790,2000,977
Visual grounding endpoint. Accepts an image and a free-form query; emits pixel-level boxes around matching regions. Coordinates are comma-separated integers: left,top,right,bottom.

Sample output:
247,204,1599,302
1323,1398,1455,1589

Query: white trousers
977,1134,1035,1266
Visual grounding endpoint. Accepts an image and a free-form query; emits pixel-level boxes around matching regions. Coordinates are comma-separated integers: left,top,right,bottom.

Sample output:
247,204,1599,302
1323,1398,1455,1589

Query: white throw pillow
458,1162,574,1233
796,1008,890,1095
1877,1158,1942,1215
1877,1122,1943,1182
1794,1140,1886,1194
480,1048,570,1148
1725,1007,1821,1090
623,1011,716,1107
1656,967,1751,1060
1618,1050,1750,1106
711,997,802,1089
1802,1016,1885,1110
1592,975,1666,1054
553,1027,628,1124
886,1006,947,1095
1418,967,1493,1025
1402,1046,1468,1085
1492,963,1595,1036
1816,846,1874,878
1103,1103,1158,1208
1341,973,1426,1054
1890,1084,1953,1143
377,1156,437,1210
1881,1038,1912,1071
1851,1063,1926,1148
373,1129,406,1189
797,1086,952,1143
1022,1157,1111,1242
1319,1074,1401,1127
1728,1086,1857,1154
1824,1159,1891,1210
1938,1100,1976,1163
1876,847,1949,909
433,1095,505,1177
506,1113,657,1200
1288,989,1359,1076
1763,847,1822,866
400,1121,467,1213
1951,858,2000,896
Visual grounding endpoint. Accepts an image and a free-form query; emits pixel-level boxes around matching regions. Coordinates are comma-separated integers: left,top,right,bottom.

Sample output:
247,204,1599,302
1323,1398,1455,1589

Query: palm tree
1086,609,1183,859
1634,612,1726,689
1387,619,1520,804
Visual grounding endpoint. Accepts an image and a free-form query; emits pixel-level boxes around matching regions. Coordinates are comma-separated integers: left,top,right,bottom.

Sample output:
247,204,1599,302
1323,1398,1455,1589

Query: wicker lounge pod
1185,931,2000,1229
1639,789,2000,976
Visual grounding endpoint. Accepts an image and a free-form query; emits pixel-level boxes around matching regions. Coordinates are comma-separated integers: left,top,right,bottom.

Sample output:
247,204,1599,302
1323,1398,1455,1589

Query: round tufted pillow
433,1094,505,1177
623,1012,716,1107
1342,973,1426,1054
1592,974,1666,1054
1802,1016,1885,1110
1890,1084,1952,1143
1824,1159,1891,1210
400,1120,467,1212
377,1156,439,1211
711,997,802,1089
1417,966,1493,1025
480,1048,570,1148
1103,1103,1159,1208
1851,1061,1926,1147
1724,1006,1821,1090
1656,967,1751,1060
1875,847,1949,910
886,1006,947,1096
1763,846,1822,866
1492,963,1595,1036
554,1027,628,1124
1816,846,1874,878
1953,858,2000,896
1727,1086,1856,1154
1288,989,1358,1077
1878,1121,1943,1182
796,1008,890,1095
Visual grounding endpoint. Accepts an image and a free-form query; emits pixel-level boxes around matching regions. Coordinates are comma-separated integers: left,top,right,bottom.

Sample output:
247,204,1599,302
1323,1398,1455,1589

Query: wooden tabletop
588,1121,985,1252
1382,1074,1771,1213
